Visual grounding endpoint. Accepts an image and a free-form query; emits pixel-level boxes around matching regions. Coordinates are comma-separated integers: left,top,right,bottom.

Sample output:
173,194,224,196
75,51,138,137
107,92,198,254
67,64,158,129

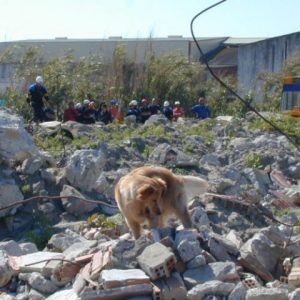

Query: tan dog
115,165,209,239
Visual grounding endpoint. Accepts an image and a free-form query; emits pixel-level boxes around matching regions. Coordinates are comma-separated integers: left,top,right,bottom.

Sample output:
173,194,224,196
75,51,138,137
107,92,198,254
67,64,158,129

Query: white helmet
36,76,43,84
83,99,90,106
129,100,138,106
75,102,82,109
163,101,170,107
175,101,180,105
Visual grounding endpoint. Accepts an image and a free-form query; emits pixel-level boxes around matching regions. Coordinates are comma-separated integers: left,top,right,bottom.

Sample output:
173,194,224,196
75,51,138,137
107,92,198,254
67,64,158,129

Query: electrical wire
190,0,300,150
0,195,118,213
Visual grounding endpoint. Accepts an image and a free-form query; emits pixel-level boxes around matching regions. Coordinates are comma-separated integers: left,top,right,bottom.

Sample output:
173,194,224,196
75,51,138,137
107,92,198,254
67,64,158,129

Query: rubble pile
1,108,300,299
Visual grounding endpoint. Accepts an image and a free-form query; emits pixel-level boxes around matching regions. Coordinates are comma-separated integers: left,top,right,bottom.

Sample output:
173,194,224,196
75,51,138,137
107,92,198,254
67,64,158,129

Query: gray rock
63,148,106,191
229,282,248,300
288,163,300,179
183,262,239,289
187,280,235,300
240,232,283,274
175,229,200,247
149,143,198,167
243,168,271,195
177,239,202,263
94,169,128,199
0,181,24,217
21,157,43,175
28,289,45,300
19,272,59,295
246,287,288,300
200,154,222,167
0,108,40,161
40,168,59,184
60,185,97,215
47,229,87,252
19,242,38,254
289,287,300,300
186,254,206,269
0,250,13,288
226,230,243,249
0,240,23,256
112,236,152,269
228,137,254,152
190,206,211,230
144,114,169,125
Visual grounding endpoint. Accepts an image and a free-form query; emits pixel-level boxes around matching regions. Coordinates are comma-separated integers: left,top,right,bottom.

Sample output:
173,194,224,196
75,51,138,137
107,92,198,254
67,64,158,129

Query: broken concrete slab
52,261,82,286
45,288,80,300
80,283,153,300
63,240,97,260
187,280,235,300
100,269,150,289
8,251,64,273
245,287,288,300
183,262,239,290
288,266,300,289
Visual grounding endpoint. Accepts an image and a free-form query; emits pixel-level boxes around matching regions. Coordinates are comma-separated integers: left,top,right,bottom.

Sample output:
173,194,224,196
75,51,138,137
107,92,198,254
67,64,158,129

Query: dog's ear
137,184,156,201
154,177,167,196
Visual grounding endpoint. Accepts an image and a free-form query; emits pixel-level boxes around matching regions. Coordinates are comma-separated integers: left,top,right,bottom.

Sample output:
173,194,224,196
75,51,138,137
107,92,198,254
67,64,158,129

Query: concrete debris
2,110,300,299
137,242,176,280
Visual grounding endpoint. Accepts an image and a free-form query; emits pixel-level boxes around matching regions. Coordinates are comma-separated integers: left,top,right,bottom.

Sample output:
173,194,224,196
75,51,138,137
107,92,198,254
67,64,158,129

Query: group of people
125,98,185,123
27,76,211,125
63,99,118,124
125,96,211,123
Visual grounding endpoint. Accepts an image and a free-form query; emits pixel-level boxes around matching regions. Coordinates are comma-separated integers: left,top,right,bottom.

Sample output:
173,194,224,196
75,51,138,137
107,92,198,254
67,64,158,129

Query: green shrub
245,152,263,168
86,213,117,229
21,184,31,194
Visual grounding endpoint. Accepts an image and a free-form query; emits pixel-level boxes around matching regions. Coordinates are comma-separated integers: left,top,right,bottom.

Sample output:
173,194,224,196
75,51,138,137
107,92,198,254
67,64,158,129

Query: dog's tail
180,175,210,201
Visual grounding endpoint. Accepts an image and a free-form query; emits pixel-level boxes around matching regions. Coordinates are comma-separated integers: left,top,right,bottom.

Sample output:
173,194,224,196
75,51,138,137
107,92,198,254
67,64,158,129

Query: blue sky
0,0,299,41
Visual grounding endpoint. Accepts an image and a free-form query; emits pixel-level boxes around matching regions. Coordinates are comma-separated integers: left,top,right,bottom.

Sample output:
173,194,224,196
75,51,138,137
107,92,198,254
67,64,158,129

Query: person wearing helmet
192,96,211,120
162,100,173,121
76,99,95,124
139,98,151,123
126,100,140,123
173,101,185,122
149,98,161,115
83,99,90,107
27,76,49,122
